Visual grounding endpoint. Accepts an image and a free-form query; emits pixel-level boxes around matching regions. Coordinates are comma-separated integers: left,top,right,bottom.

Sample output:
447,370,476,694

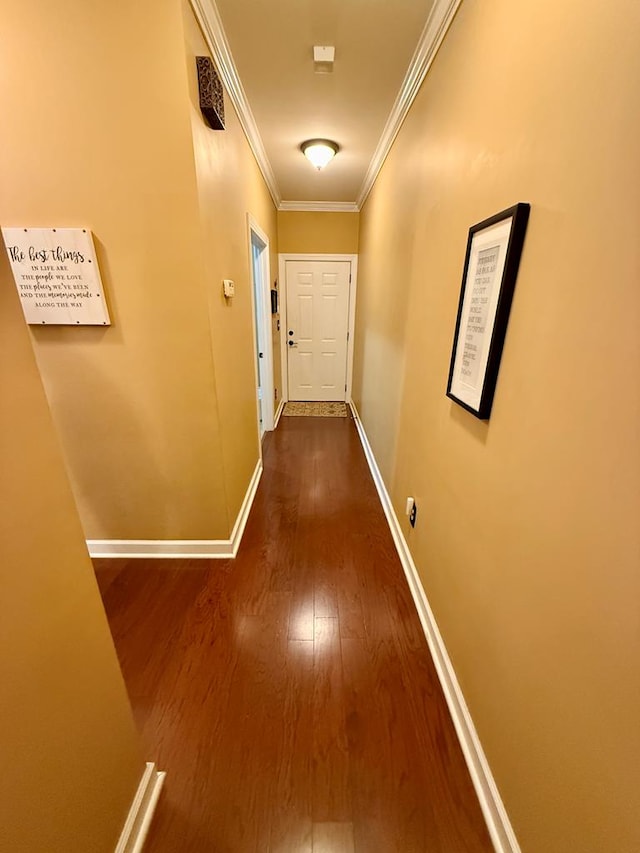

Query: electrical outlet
409,502,417,528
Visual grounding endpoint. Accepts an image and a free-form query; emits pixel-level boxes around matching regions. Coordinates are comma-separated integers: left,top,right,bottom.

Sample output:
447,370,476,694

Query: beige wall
184,3,279,514
277,211,359,254
353,1,640,850
0,249,142,851
0,0,278,540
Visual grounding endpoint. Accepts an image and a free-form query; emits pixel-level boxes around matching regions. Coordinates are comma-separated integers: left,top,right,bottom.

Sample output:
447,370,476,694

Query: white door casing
247,215,274,438
251,238,266,436
285,259,351,402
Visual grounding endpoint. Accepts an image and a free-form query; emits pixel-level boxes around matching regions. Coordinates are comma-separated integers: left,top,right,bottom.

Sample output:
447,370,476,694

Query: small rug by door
283,402,349,418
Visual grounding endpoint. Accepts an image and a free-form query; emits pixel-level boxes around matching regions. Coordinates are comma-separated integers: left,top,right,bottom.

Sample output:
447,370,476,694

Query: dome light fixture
301,139,339,170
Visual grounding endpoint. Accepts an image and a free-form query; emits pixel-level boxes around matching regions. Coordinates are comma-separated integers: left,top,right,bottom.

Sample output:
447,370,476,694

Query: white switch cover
223,279,235,298
313,45,335,63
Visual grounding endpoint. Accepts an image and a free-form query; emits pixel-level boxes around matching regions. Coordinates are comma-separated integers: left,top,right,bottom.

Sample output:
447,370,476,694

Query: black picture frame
446,203,530,420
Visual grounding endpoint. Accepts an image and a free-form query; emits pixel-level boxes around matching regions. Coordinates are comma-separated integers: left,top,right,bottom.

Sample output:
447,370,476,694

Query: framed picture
2,227,111,326
446,203,530,420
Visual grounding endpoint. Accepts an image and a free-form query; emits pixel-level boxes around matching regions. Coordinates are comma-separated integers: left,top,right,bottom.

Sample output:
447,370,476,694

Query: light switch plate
223,279,235,298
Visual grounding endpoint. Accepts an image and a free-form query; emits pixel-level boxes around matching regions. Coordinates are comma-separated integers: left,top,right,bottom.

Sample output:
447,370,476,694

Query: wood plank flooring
95,416,493,853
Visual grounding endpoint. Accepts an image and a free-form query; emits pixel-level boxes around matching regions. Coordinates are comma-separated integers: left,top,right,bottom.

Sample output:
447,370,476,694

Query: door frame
247,214,275,435
278,253,358,404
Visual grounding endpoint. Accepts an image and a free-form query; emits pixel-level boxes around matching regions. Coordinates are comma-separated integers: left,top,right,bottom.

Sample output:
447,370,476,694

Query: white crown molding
278,201,360,213
87,460,262,559
356,0,464,209
349,399,521,853
190,0,462,213
189,0,281,207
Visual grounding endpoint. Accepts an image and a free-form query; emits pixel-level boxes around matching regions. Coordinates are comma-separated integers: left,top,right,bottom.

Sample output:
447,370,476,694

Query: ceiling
192,0,461,210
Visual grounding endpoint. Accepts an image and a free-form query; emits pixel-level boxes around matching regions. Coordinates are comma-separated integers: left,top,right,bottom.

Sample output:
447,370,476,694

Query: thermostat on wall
223,279,235,298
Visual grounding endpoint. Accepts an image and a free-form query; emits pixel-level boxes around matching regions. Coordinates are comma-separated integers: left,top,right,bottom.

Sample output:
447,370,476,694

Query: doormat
283,402,349,418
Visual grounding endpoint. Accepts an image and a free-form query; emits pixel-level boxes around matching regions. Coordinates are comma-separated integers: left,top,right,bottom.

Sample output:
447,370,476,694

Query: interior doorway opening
248,215,274,438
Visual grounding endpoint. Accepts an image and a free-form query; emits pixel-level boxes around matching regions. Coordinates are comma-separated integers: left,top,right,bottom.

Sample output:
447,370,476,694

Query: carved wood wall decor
196,56,225,130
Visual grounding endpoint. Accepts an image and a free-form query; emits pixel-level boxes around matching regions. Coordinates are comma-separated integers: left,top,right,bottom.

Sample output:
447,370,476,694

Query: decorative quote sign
447,203,530,420
2,227,111,325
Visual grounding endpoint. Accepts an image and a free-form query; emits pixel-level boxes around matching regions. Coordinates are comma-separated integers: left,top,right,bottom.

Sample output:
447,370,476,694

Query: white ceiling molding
189,0,281,207
278,201,360,213
191,0,463,212
355,0,464,210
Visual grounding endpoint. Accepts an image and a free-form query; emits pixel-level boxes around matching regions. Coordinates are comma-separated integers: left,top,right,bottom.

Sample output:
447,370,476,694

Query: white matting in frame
447,203,530,420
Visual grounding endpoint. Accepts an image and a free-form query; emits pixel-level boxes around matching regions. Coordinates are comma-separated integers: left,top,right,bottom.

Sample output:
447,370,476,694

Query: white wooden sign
2,227,111,325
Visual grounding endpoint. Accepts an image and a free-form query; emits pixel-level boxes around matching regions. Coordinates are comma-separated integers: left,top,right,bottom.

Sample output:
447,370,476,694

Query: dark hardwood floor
95,415,493,853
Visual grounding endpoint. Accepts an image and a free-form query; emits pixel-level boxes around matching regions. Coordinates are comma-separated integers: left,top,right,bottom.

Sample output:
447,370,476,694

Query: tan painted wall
0,0,277,540
353,1,640,850
277,211,359,254
0,249,142,851
184,3,279,514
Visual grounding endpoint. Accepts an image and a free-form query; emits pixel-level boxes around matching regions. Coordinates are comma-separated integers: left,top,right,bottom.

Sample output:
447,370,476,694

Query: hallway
95,415,493,852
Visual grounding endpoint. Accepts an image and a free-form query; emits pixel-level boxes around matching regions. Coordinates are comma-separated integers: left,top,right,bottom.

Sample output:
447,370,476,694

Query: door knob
288,340,297,347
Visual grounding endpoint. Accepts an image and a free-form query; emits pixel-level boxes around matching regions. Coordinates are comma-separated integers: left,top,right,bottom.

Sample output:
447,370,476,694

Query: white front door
285,260,351,401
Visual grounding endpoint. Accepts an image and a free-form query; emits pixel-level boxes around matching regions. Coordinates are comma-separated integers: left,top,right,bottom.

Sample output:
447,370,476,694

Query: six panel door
285,260,351,402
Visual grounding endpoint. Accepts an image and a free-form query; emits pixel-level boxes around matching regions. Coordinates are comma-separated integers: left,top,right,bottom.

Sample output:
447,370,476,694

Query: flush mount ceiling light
300,139,339,170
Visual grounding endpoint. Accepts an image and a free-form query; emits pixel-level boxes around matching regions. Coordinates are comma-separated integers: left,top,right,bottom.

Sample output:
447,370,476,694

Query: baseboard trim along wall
349,401,521,853
87,460,263,559
273,398,285,429
114,762,166,853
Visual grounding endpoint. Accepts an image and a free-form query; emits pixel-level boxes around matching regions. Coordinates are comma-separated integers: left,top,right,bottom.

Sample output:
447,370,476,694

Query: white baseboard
115,762,166,853
227,457,263,554
349,401,520,853
273,398,285,429
88,459,263,559
87,539,238,559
